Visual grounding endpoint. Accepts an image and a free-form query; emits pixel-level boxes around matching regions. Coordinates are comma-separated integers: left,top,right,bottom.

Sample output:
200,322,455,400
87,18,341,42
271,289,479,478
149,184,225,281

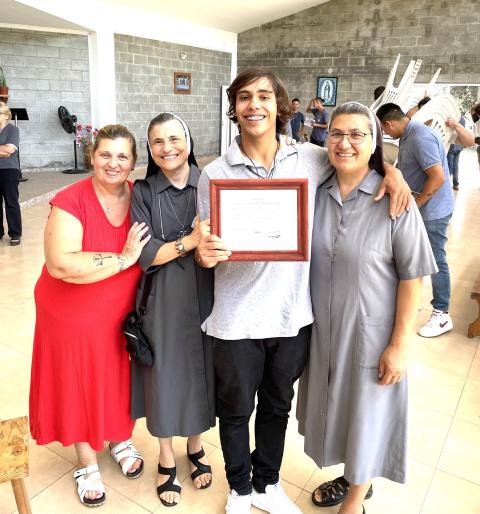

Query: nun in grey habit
296,102,437,513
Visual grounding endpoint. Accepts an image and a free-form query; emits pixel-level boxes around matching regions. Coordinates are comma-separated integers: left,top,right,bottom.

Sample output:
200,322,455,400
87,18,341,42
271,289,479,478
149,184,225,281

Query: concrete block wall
237,0,480,113
115,34,231,162
0,28,90,169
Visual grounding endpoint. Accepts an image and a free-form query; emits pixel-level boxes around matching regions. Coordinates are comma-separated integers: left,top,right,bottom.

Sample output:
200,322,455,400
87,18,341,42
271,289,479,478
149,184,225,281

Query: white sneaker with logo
252,480,302,514
225,489,252,514
418,309,453,337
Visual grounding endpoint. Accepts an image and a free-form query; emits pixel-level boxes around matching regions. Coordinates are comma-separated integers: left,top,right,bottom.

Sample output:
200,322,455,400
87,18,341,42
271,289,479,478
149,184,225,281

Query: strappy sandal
157,464,182,507
73,464,106,508
311,476,373,507
109,440,144,479
187,446,212,489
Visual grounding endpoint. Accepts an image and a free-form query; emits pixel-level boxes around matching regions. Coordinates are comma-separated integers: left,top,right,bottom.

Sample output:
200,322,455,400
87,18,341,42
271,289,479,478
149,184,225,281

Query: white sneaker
252,480,302,514
418,309,453,337
225,489,252,514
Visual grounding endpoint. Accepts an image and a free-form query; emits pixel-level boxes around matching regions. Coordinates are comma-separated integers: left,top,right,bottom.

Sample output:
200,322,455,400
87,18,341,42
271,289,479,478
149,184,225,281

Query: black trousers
213,325,311,495
310,138,325,147
0,169,22,238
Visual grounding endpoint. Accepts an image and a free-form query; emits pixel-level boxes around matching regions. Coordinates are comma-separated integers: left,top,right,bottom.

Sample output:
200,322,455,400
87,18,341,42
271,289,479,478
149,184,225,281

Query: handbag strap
138,272,153,319
135,178,156,321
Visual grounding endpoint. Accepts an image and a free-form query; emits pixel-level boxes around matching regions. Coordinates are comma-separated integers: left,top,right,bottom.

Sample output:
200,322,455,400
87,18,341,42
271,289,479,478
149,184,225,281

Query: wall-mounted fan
58,106,86,174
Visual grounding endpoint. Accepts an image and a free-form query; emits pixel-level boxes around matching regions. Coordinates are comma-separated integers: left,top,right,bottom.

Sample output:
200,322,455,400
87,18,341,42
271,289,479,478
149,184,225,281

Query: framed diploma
210,178,309,261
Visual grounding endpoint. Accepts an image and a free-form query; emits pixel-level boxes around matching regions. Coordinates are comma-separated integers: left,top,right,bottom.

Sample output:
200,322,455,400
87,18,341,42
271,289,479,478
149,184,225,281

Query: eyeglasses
327,131,372,144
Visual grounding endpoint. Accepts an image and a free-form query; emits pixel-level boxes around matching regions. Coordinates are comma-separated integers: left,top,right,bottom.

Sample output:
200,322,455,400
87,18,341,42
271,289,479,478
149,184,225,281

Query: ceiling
1,0,329,34
1,0,87,31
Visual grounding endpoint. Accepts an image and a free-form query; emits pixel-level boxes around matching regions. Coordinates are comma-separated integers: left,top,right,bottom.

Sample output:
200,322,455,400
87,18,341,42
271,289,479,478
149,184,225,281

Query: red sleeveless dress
29,178,142,451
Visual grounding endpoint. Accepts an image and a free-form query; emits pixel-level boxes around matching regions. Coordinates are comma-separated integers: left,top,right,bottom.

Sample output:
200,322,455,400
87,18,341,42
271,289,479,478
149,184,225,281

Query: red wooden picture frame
210,178,309,261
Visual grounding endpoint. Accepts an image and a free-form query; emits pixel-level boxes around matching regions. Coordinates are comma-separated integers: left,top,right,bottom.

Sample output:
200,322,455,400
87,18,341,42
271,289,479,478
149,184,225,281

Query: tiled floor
1,149,479,514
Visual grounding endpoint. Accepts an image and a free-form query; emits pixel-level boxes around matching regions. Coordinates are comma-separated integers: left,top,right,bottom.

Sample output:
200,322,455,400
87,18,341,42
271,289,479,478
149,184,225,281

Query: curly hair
226,68,292,134
92,124,137,162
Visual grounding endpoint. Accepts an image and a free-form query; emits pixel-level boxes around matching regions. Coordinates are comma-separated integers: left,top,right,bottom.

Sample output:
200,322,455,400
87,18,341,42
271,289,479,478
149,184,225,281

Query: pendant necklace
239,141,279,180
159,187,195,240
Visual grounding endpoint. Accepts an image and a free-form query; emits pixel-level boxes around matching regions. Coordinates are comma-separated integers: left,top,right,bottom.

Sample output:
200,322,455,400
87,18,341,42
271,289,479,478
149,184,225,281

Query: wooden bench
0,416,31,514
468,272,480,338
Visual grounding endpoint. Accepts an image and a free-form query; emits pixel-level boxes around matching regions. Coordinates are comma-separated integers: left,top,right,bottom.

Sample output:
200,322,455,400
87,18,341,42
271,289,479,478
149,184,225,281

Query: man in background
289,98,305,142
378,102,454,338
306,97,329,147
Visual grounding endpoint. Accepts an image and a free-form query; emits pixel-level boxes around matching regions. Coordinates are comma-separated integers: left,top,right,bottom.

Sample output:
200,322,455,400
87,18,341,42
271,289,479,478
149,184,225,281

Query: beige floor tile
0,343,31,381
280,424,317,489
456,378,480,426
409,330,476,378
357,460,434,514
45,441,78,464
420,470,480,514
201,423,221,448
408,362,465,416
408,406,452,467
0,444,74,513
0,368,31,420
438,418,480,485
25,472,151,514
468,347,480,381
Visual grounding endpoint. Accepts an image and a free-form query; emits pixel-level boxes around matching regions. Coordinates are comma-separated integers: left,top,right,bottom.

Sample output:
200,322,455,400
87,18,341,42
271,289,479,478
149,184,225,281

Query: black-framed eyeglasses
327,131,372,145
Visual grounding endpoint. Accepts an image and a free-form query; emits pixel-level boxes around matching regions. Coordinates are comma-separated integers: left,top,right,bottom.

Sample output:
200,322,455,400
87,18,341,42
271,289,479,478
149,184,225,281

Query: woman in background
0,101,22,245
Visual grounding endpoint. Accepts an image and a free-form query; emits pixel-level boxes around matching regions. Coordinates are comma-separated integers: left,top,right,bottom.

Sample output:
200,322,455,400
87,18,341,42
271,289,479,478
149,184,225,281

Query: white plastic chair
370,55,423,113
411,93,461,149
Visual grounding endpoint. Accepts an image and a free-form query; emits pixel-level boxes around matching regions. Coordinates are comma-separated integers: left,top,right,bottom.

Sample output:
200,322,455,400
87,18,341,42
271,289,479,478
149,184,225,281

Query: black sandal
187,446,212,489
157,465,182,507
311,476,373,507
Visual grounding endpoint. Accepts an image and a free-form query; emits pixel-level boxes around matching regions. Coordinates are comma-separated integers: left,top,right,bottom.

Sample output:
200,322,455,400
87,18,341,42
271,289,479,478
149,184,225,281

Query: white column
88,30,116,128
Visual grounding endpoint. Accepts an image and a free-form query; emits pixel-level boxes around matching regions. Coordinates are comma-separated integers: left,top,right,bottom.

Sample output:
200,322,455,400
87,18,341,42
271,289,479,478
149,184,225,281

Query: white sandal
73,464,106,508
109,440,144,479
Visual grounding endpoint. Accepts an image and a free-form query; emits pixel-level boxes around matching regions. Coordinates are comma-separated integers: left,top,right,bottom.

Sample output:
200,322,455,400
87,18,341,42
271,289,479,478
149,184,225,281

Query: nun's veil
145,112,198,178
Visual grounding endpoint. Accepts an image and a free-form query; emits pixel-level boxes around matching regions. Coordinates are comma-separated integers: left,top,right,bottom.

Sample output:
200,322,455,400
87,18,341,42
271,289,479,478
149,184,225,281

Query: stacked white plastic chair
411,93,461,150
370,55,423,114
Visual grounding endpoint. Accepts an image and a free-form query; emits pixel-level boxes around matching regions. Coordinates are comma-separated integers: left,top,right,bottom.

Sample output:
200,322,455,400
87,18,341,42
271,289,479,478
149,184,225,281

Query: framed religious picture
174,71,191,94
317,76,338,107
210,178,309,261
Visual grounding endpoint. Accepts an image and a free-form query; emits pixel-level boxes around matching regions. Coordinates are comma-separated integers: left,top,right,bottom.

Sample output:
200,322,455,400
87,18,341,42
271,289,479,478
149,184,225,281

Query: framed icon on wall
174,72,191,94
317,77,338,107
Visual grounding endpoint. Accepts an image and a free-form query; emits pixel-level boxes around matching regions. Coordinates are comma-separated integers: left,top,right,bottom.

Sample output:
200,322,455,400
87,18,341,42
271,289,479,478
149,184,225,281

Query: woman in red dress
29,125,151,507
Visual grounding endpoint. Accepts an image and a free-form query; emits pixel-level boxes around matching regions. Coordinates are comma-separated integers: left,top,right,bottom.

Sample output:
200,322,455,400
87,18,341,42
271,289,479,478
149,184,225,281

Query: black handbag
122,272,154,367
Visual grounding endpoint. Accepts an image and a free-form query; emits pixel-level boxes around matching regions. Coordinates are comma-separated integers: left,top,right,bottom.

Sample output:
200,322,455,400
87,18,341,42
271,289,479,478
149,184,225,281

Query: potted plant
0,66,8,99
76,123,98,171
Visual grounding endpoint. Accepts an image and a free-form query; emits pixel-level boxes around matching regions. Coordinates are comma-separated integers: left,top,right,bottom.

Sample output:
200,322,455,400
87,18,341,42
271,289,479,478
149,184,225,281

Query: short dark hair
376,103,407,123
93,124,137,162
226,68,292,134
373,86,385,100
417,96,431,109
291,98,300,103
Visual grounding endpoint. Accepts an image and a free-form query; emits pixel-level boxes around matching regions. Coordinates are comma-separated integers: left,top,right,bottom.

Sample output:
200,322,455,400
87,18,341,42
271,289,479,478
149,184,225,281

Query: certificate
210,179,309,261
